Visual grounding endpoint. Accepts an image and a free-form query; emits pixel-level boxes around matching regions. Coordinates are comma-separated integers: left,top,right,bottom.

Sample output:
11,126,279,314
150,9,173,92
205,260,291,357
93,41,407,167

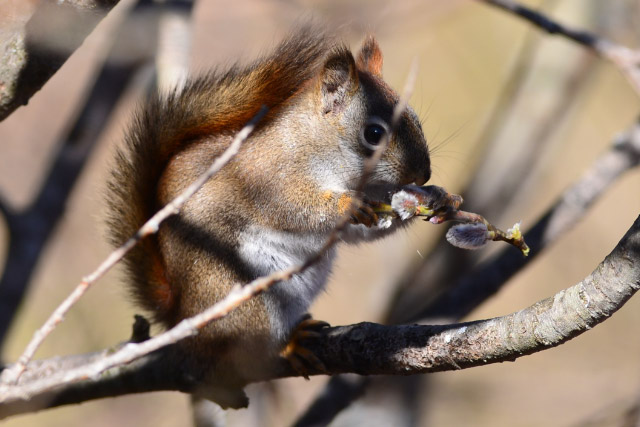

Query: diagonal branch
0,61,419,411
0,106,267,386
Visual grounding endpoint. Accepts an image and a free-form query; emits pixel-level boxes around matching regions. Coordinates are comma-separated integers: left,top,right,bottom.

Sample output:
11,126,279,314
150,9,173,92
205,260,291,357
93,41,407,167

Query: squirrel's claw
281,314,329,379
349,199,380,227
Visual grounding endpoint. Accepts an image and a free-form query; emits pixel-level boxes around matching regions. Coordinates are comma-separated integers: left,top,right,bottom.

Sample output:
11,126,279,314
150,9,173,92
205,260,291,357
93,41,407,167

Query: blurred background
1,0,640,426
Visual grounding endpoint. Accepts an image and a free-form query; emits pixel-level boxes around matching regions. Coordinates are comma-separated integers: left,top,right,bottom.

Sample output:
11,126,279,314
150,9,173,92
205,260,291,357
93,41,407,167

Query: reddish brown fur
357,35,384,77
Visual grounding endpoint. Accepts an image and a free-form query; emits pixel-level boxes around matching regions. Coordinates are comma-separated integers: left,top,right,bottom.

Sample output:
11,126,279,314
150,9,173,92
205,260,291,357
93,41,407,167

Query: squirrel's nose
401,168,430,186
413,167,431,186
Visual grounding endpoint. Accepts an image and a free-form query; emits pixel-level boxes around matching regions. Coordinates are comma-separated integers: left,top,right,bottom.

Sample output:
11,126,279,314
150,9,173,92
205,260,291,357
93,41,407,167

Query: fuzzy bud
446,223,491,250
391,190,421,220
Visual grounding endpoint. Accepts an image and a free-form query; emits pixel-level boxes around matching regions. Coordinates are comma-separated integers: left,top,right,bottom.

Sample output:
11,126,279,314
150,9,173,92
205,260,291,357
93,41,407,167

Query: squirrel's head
308,36,431,200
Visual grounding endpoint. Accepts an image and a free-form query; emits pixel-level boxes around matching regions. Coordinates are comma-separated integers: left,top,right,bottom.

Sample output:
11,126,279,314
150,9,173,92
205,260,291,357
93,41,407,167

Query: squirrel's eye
364,124,385,145
361,118,389,151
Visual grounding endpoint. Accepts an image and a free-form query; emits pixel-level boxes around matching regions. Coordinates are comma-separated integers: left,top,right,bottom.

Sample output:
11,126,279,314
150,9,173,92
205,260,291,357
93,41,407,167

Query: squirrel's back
106,29,334,323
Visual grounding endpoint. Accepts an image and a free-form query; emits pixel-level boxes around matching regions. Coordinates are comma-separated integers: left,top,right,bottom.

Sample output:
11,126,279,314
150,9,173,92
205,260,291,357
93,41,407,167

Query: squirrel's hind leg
280,314,330,379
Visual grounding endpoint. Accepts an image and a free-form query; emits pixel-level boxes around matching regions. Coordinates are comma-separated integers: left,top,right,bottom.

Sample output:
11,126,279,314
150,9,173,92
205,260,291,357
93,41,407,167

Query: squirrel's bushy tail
106,27,334,323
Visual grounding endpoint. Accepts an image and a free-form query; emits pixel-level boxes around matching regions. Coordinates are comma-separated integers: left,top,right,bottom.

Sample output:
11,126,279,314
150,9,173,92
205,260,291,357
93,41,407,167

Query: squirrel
106,27,430,408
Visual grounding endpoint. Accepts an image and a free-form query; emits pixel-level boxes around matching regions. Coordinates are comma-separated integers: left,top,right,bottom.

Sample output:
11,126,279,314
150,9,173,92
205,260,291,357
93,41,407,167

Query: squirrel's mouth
362,182,413,205
362,173,429,205
412,175,428,187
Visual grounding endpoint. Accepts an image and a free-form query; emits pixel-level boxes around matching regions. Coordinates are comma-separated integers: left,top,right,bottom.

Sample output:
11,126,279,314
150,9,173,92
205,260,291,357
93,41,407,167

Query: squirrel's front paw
281,314,329,379
349,198,380,228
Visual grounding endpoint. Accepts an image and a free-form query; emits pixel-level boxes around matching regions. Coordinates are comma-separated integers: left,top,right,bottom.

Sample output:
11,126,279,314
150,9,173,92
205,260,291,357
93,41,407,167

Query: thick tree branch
0,213,638,418
283,213,640,375
0,342,195,419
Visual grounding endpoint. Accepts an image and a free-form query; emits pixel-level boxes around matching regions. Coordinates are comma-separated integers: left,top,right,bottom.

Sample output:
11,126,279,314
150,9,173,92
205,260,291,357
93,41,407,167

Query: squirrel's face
311,37,431,200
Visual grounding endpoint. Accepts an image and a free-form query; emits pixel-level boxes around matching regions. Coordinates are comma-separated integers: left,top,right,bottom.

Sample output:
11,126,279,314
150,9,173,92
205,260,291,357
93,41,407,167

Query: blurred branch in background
0,0,189,356
0,0,196,386
480,0,640,96
386,0,585,326
155,0,193,92
0,0,121,121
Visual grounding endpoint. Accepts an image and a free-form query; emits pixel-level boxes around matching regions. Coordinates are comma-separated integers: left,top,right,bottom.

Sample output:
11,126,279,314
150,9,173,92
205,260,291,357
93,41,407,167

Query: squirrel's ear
320,47,359,114
356,36,383,77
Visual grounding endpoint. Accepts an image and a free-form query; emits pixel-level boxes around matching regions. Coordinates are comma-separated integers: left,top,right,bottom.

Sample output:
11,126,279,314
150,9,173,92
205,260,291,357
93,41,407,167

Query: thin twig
0,64,419,400
0,107,268,385
479,0,640,96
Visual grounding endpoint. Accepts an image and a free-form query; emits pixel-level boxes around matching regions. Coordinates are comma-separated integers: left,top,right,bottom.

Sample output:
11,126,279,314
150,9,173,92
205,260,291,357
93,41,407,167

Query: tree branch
1,213,638,419
284,212,640,375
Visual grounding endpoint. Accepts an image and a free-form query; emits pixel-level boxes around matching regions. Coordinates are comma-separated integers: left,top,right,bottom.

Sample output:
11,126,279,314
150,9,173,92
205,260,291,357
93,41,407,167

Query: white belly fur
237,226,336,342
